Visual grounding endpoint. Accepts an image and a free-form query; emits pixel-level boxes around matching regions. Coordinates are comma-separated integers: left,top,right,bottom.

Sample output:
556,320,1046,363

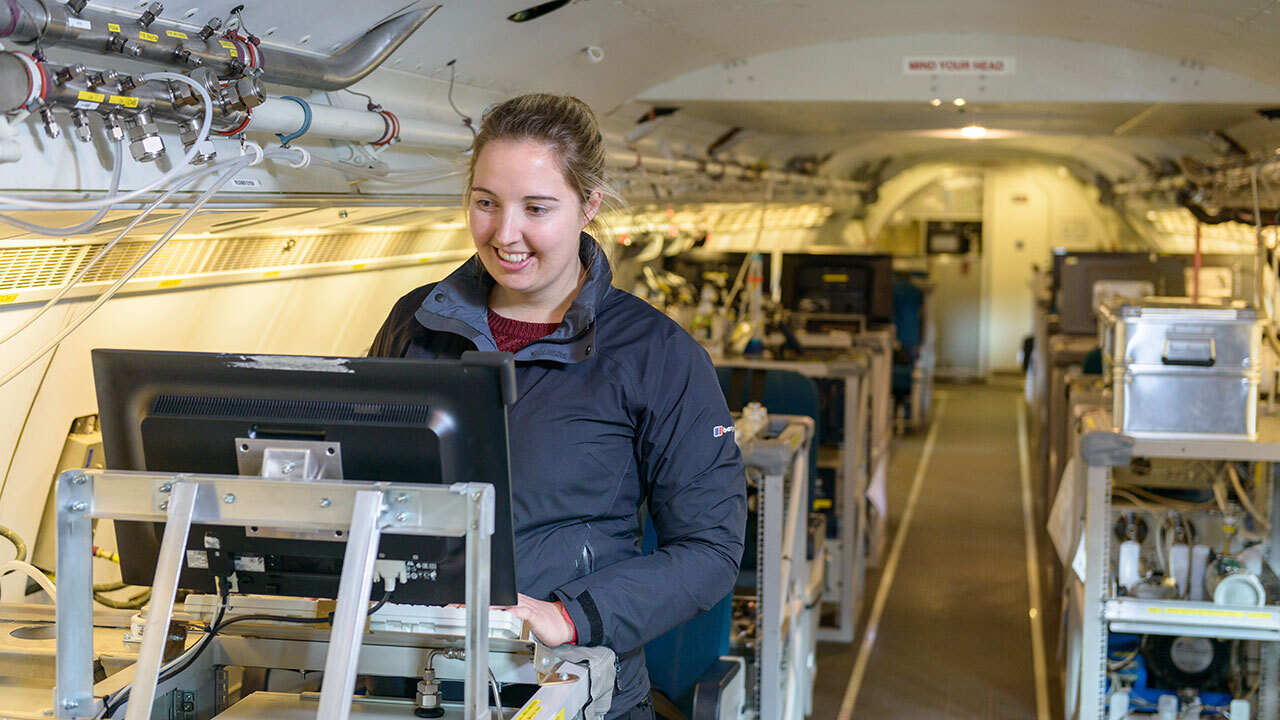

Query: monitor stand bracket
52,468,494,720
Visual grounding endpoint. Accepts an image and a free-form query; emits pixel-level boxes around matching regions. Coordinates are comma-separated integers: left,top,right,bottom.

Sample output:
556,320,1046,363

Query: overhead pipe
0,0,440,91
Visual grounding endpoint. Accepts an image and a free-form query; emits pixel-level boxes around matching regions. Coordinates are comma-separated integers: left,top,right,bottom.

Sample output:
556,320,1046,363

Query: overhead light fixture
930,98,942,107
953,98,966,107
960,124,988,139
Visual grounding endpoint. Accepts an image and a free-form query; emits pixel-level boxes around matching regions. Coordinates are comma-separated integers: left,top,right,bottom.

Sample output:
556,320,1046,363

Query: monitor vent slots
151,394,435,425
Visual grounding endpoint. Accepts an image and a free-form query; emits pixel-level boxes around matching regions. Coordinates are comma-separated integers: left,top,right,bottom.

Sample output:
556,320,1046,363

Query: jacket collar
414,232,611,363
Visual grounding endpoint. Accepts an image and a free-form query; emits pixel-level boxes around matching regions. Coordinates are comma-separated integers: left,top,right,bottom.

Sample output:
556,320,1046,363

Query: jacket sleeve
552,336,746,654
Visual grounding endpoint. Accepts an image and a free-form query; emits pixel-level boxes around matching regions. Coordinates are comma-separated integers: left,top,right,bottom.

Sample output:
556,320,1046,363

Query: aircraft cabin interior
1,1,1280,719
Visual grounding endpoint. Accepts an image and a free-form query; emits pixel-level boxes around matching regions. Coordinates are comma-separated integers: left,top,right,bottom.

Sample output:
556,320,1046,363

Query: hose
0,559,55,600
0,523,26,562
1227,463,1270,532
0,138,124,235
0,72,213,210
0,150,272,388
0,151,253,349
94,587,150,609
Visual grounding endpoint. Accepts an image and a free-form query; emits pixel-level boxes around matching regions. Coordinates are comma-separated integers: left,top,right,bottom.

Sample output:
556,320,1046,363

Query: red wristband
555,601,577,644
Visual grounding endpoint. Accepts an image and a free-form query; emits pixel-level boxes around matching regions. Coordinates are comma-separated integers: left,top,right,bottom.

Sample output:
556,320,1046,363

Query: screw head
159,482,172,493
396,493,409,504
223,493,236,504
159,501,168,511
395,512,409,523
319,497,332,508
72,474,87,485
69,501,87,512
61,698,79,710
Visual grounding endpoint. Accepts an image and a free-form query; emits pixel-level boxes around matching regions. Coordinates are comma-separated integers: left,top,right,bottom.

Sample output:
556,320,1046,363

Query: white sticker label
73,100,99,110
231,178,262,188
186,550,209,569
902,56,1016,75
67,17,91,30
234,555,266,572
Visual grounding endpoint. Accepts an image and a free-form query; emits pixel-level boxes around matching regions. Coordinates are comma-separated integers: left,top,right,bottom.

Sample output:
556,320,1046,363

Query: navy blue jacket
369,234,746,715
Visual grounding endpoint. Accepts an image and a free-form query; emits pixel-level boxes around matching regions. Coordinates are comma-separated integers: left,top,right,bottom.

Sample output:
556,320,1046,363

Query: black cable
445,60,477,145
100,586,391,717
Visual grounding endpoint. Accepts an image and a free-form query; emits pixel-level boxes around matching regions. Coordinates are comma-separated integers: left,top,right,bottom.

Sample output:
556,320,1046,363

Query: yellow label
1249,612,1273,619
418,256,433,262
219,39,236,49
107,95,139,108
166,30,188,39
813,498,833,511
158,279,182,288
513,700,542,720
77,90,106,103
822,273,850,283
107,22,121,33
0,294,17,304
263,270,281,278
551,711,565,720
1148,606,1248,619
228,48,238,57
138,31,159,42
352,263,367,270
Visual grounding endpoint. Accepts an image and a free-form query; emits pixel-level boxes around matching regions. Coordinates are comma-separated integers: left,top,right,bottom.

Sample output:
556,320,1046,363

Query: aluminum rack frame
51,469,496,720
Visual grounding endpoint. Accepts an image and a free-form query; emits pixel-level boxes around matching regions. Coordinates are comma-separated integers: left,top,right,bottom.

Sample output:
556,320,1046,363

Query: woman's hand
499,593,575,647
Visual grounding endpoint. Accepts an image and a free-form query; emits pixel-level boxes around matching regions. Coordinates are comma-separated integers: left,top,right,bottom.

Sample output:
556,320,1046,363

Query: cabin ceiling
69,1,1280,183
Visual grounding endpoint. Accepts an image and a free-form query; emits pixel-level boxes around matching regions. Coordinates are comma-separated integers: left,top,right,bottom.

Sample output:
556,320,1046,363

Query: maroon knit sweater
487,308,560,353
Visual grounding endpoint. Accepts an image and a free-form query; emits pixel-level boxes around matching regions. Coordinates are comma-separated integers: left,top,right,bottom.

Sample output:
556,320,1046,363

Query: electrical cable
0,523,26,562
1227,462,1270,531
445,60,476,145
0,72,213,210
0,139,124,235
488,667,501,711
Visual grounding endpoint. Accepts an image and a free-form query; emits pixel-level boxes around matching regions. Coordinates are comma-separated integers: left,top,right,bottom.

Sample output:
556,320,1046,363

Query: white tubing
249,98,475,149
0,559,56,601
0,154,247,349
0,139,124,235
0,72,213,210
0,150,279,388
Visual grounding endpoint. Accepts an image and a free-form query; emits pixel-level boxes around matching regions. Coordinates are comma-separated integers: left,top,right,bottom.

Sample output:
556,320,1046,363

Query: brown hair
466,93,621,242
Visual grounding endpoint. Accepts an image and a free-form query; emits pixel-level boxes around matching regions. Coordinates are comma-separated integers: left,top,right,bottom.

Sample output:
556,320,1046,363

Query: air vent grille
0,224,472,293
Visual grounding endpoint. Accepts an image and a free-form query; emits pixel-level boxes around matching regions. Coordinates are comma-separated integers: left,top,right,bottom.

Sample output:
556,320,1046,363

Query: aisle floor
810,381,1051,719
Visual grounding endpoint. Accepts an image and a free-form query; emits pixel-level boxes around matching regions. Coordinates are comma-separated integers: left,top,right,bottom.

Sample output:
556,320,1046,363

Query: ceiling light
960,125,988,139
953,98,966,107
930,98,942,107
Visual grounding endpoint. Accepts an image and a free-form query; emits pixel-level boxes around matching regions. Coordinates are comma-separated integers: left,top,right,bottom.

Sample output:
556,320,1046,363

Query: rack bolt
396,493,409,504
223,493,236,504
395,512,409,523
159,482,172,493
69,501,87,513
319,497,331,508
61,699,78,711
159,501,168,511
73,474,87,485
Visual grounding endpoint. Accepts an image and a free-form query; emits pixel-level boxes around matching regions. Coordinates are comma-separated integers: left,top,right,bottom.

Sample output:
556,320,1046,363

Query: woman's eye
475,198,495,210
527,205,549,216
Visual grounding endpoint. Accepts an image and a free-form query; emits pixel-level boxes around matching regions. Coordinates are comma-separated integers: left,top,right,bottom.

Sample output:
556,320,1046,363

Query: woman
369,93,746,720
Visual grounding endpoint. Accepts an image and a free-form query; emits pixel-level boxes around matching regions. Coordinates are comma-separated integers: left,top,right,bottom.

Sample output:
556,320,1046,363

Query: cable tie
274,95,312,148
286,146,310,169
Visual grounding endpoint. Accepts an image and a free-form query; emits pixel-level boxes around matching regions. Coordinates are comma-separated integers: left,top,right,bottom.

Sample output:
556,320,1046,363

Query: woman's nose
493,212,522,245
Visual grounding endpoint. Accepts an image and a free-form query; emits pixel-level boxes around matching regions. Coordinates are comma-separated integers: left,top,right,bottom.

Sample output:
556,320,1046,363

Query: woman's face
469,139,600,305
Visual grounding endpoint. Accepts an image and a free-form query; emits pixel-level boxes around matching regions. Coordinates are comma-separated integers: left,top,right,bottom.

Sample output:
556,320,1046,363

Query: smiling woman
369,93,747,720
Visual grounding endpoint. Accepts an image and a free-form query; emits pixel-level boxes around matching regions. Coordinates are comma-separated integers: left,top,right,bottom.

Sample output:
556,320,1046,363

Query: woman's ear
582,191,603,228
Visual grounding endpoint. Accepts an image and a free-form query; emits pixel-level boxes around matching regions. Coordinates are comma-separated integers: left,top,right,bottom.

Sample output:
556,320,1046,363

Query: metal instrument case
1104,299,1261,439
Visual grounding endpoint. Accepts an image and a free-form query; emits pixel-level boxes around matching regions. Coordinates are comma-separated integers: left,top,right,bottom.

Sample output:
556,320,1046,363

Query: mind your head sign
903,57,1016,75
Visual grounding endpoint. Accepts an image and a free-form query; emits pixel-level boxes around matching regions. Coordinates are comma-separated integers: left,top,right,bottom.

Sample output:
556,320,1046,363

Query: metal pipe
3,1,439,91
248,97,472,148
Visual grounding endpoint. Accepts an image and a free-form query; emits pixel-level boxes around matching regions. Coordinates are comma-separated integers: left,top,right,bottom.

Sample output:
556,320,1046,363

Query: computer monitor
780,253,894,324
663,251,773,294
92,349,518,606
1052,251,1186,335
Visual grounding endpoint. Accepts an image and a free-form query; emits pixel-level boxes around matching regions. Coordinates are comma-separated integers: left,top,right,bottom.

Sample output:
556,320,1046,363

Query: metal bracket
1080,430,1135,467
